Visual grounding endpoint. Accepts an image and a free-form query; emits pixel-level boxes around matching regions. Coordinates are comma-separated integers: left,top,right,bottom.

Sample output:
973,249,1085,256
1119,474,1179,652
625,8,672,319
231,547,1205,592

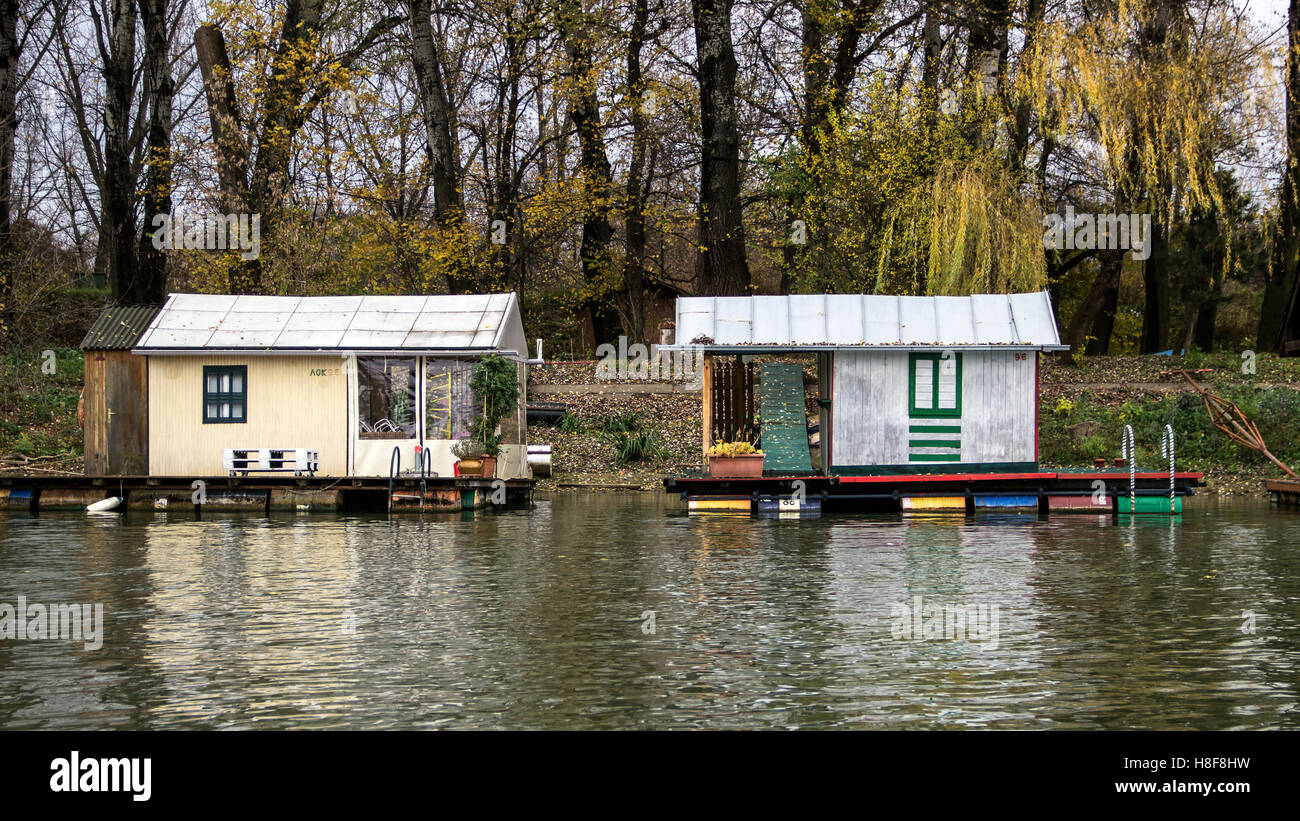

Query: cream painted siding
831,350,1036,468
148,355,348,476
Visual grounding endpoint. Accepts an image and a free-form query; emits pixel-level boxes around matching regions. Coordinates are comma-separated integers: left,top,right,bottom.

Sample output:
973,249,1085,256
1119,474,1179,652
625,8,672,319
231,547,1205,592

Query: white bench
223,448,319,476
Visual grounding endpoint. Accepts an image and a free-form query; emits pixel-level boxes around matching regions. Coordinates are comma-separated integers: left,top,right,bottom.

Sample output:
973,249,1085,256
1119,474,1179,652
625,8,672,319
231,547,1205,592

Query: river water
0,495,1297,729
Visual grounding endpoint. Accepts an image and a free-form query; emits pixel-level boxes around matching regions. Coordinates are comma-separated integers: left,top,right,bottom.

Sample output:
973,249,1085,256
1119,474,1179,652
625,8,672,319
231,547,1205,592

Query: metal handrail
1160,424,1176,513
387,446,400,510
418,447,431,497
1121,424,1136,512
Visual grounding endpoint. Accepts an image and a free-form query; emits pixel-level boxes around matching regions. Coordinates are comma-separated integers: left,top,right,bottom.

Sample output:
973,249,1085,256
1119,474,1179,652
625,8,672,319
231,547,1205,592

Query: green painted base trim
1119,495,1183,514
908,453,961,462
909,424,961,433
909,439,961,449
832,462,1039,476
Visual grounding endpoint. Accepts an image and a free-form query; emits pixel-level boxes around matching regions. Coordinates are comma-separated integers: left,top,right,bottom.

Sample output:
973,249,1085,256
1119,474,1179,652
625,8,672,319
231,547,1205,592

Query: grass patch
0,347,84,459
1039,384,1300,475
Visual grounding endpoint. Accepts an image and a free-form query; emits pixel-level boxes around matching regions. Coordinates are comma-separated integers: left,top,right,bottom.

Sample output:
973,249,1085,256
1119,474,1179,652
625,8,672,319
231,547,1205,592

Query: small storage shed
80,304,162,475
664,291,1068,475
130,292,530,478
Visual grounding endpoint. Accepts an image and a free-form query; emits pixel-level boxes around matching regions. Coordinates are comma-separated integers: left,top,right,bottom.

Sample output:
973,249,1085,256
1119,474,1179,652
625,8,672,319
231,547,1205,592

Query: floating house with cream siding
98,293,530,480
663,291,1069,475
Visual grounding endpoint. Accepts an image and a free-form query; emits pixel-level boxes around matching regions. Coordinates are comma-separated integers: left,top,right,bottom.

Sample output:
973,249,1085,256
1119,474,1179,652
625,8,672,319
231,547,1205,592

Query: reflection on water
0,497,1297,729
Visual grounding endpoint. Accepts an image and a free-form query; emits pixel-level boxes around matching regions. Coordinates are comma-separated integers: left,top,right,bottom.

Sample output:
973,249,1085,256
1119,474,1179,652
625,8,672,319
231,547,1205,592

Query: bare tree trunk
103,0,138,300
920,1,941,133
561,2,620,342
1087,254,1122,355
963,0,1008,148
0,0,18,337
135,0,173,304
194,23,248,214
1010,0,1044,178
1063,248,1122,355
1141,212,1171,352
622,0,650,340
194,2,401,293
692,0,749,295
1135,0,1181,353
1262,0,1300,353
407,0,472,293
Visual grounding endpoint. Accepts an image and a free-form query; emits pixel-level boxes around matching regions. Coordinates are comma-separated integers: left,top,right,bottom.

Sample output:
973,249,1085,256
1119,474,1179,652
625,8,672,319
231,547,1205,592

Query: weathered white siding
958,350,1036,464
831,350,1036,469
832,351,911,466
148,355,349,476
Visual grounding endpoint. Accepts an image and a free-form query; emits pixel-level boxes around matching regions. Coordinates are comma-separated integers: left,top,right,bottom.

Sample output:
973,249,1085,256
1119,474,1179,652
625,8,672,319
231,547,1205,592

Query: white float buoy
86,496,123,513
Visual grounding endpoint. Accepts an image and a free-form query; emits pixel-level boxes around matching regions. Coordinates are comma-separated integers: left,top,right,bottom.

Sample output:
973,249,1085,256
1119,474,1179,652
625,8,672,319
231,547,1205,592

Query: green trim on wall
909,439,961,449
831,461,1039,476
909,424,961,433
908,453,962,462
908,352,962,418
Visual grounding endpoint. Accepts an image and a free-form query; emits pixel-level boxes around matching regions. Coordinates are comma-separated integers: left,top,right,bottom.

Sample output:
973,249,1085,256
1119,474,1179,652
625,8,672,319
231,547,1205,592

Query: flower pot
480,456,498,479
707,453,764,478
456,458,484,476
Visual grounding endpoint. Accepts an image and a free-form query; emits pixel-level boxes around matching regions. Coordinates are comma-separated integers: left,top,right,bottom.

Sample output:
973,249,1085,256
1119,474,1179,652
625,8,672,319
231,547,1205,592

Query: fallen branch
1168,369,1298,480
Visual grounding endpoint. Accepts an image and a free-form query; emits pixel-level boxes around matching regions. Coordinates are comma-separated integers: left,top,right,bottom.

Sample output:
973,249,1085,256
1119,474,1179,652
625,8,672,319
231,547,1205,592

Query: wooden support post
702,354,713,457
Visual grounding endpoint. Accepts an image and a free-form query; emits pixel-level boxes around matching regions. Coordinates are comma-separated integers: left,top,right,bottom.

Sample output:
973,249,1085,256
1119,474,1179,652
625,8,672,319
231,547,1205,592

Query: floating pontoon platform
665,469,1203,515
0,474,534,513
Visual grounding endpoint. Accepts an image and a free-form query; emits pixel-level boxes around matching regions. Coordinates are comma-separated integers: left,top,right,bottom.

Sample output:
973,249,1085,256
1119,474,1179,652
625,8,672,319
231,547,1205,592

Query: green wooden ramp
759,363,812,473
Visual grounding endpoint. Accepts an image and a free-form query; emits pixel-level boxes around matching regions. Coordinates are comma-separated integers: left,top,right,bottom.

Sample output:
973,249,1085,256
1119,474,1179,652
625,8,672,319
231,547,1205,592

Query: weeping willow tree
773,74,1042,294
1016,0,1272,351
874,157,1048,295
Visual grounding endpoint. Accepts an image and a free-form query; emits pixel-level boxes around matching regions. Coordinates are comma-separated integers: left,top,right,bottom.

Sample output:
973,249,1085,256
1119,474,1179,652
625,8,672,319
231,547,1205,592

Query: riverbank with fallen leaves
530,353,1300,496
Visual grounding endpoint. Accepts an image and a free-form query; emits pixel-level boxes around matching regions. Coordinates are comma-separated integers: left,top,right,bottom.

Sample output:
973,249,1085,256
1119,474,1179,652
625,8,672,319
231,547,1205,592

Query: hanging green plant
469,355,520,457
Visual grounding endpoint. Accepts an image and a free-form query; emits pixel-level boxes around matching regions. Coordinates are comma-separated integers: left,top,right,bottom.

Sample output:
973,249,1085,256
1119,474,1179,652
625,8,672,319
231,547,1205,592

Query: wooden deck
0,473,534,513
1265,478,1300,507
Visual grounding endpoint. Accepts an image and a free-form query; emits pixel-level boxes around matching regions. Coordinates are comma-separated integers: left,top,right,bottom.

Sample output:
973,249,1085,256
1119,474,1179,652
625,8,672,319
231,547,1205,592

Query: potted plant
707,441,764,478
468,354,521,478
451,439,486,476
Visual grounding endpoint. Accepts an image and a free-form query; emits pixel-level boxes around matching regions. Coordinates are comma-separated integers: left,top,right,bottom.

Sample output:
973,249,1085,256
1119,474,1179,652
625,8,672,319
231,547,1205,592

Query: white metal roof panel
293,296,364,312
135,292,525,352
863,295,901,344
208,329,279,347
282,311,352,331
714,298,753,345
217,311,294,332
139,328,214,348
168,293,237,311
274,329,346,348
789,295,828,343
339,329,417,348
826,295,864,344
670,291,1065,350
898,297,937,344
232,295,299,312
345,311,419,332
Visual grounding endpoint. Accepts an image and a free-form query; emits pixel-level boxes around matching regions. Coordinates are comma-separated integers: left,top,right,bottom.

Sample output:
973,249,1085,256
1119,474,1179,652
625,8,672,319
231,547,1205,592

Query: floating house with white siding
662,290,1069,476
83,293,530,480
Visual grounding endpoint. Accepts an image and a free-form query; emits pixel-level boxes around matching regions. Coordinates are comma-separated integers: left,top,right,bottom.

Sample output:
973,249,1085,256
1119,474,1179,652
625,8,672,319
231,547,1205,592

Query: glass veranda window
424,359,475,440
358,357,418,439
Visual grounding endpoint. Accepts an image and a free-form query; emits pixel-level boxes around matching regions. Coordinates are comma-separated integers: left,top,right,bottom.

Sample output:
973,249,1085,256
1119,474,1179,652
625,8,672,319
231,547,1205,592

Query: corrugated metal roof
666,291,1067,351
134,293,525,352
80,304,164,350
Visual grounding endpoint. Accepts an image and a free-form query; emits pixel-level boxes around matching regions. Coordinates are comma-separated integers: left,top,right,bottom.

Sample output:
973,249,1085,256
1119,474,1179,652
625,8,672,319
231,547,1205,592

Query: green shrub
469,354,520,456
595,410,639,434
559,411,585,433
613,430,658,464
